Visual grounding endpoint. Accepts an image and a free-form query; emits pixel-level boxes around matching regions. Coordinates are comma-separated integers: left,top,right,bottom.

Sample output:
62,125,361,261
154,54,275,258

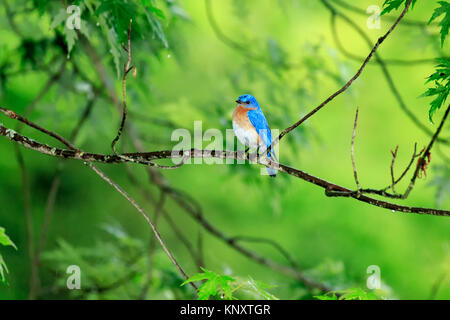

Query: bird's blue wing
248,110,277,176
247,109,272,148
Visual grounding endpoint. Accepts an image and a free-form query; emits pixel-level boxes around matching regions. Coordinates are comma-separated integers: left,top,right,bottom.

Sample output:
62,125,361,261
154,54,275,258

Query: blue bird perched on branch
232,94,278,177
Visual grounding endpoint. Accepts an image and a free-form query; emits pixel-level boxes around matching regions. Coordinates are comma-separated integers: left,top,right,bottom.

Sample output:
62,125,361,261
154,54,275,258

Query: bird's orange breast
232,105,262,145
232,105,256,130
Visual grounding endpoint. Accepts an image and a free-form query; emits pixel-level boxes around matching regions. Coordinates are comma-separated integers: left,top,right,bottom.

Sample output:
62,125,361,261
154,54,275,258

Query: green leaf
95,15,122,78
0,227,17,249
50,8,68,29
339,288,378,300
167,2,191,21
142,0,166,20
49,8,79,57
198,278,217,300
315,288,380,300
246,277,279,300
181,272,210,285
0,228,16,284
63,27,78,57
315,292,338,300
143,7,168,48
426,58,450,83
381,0,417,16
181,267,236,300
0,254,9,283
96,0,141,44
428,1,450,47
422,58,450,122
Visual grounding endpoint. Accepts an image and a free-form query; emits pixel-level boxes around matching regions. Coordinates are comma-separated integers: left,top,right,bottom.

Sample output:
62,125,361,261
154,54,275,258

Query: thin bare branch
111,19,133,154
390,145,399,193
88,164,197,291
403,105,450,198
351,107,361,191
268,0,416,154
324,0,448,145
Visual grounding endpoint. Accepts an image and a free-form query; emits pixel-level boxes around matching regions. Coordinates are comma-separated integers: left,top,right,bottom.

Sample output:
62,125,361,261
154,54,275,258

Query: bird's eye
245,101,250,104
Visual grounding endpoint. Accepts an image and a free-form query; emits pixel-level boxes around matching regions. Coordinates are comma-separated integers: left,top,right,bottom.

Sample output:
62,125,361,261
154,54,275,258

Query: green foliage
0,228,16,249
50,8,77,56
42,0,170,76
42,224,194,299
243,277,279,300
315,288,381,300
381,0,417,15
428,1,450,47
421,58,450,122
0,227,17,284
142,1,168,48
182,269,278,300
182,267,236,300
1,0,449,300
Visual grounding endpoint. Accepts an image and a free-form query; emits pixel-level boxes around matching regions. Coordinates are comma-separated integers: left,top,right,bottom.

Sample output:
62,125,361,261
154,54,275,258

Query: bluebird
232,94,277,177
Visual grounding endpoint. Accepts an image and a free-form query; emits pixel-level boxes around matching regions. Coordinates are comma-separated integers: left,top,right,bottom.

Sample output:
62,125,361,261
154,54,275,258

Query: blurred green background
0,0,449,300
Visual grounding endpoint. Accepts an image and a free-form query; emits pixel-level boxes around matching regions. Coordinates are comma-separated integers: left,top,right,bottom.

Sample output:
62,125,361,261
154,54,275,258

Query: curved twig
268,0,417,154
323,0,448,145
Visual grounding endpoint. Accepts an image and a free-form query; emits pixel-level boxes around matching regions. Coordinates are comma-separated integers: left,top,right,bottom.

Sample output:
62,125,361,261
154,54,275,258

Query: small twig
360,143,423,197
140,190,166,299
0,107,76,150
111,19,133,155
340,105,450,201
230,235,301,270
351,107,361,192
385,143,423,191
403,105,450,198
164,210,203,267
390,145,399,193
196,228,204,270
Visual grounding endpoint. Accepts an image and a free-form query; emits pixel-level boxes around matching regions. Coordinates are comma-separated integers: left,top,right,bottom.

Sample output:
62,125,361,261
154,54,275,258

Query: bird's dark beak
235,100,241,104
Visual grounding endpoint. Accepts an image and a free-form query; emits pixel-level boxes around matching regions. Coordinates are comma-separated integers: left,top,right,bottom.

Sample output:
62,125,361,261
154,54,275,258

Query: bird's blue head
236,94,260,109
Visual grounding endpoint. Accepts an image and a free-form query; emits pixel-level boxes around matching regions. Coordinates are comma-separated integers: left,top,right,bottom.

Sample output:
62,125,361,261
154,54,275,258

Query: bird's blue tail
266,150,277,177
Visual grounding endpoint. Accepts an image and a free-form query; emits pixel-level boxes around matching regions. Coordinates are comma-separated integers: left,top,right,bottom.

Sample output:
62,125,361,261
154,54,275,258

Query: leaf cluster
0,227,17,284
422,58,450,122
181,268,278,300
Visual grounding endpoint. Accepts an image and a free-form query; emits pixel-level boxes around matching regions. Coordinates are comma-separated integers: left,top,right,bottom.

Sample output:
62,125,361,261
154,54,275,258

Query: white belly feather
233,121,261,149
